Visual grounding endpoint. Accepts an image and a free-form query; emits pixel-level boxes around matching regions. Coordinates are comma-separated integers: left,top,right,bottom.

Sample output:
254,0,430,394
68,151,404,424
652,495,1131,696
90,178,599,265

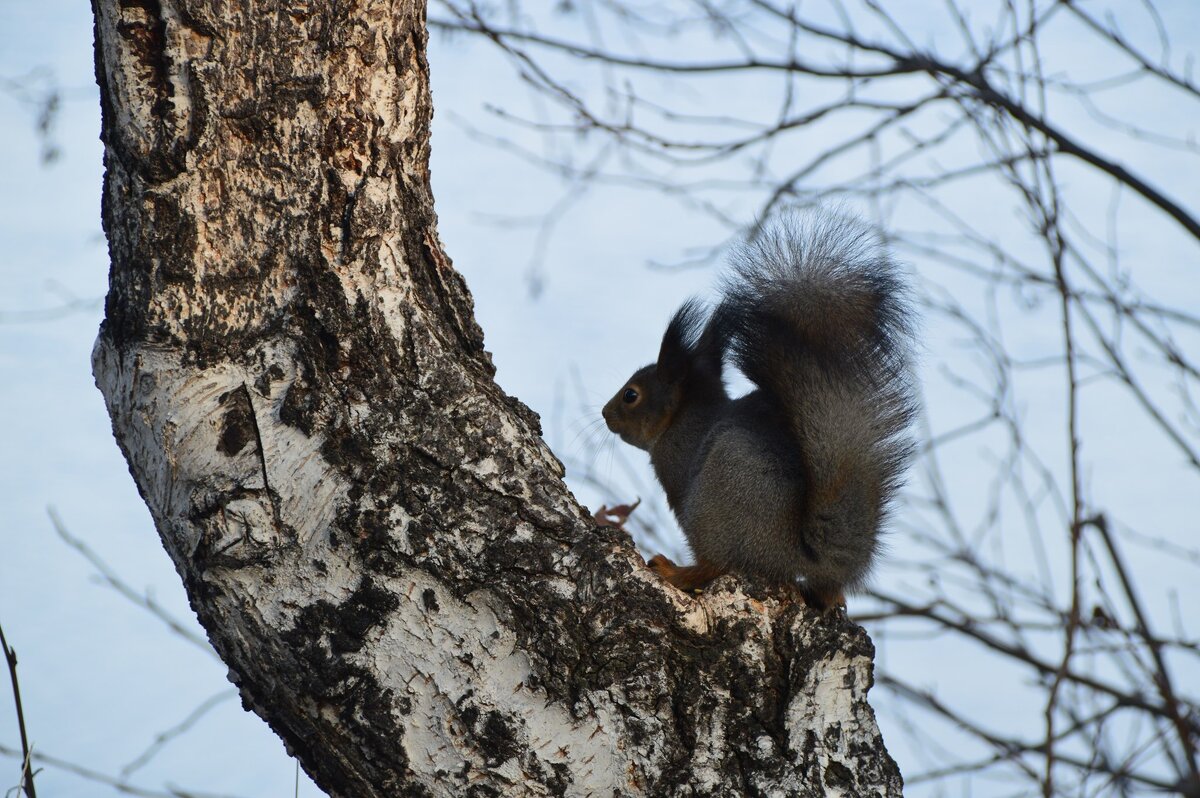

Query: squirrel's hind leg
799,583,846,611
647,554,726,592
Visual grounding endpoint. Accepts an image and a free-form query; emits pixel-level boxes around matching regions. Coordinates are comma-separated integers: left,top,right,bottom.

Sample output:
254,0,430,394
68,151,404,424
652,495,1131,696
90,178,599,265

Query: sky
1,1,1198,796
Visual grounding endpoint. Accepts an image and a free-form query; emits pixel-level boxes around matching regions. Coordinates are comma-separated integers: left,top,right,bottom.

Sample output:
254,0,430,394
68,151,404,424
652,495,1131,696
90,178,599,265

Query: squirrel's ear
657,299,706,384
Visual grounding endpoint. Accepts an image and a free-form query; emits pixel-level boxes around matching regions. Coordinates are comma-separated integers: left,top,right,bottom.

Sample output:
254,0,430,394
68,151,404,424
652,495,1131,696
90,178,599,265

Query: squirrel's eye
622,387,640,404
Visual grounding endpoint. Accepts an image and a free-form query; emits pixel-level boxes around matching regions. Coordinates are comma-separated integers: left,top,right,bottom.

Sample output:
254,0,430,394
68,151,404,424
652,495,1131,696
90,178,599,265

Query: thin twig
0,622,37,798
46,508,215,657
0,743,248,798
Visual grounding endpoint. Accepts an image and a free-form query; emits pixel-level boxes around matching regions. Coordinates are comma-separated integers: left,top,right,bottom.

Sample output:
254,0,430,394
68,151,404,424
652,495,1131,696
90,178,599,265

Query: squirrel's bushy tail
717,211,918,590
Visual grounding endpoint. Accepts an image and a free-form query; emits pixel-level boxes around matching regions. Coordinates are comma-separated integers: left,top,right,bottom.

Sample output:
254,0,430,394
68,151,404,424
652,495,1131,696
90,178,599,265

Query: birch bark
90,0,903,794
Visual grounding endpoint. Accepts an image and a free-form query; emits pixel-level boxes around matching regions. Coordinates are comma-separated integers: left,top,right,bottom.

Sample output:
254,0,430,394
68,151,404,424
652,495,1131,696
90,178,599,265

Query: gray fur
604,210,918,601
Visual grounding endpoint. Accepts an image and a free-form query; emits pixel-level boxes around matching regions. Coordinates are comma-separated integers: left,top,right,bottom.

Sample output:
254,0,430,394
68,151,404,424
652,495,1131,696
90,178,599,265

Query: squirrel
602,211,918,610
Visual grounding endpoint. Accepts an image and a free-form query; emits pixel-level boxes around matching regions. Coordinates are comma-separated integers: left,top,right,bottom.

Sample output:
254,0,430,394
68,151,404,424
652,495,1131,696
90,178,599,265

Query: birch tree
88,0,901,794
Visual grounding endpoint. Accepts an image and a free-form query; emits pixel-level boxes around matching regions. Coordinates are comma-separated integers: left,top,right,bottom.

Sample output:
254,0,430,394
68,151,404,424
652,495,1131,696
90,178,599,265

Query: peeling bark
90,0,903,795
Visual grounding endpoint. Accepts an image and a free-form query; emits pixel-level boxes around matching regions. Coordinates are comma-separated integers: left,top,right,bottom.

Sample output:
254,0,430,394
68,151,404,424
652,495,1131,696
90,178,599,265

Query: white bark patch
365,573,626,796
787,648,878,798
93,338,349,562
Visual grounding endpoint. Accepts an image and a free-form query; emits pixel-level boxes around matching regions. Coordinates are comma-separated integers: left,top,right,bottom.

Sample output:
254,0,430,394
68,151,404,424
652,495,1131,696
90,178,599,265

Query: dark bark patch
453,697,521,770
478,711,519,767
218,387,256,456
116,0,172,113
279,376,318,436
149,194,198,284
330,578,400,654
824,759,855,790
254,363,286,397
412,233,493,377
270,580,413,794
546,762,571,796
284,576,398,662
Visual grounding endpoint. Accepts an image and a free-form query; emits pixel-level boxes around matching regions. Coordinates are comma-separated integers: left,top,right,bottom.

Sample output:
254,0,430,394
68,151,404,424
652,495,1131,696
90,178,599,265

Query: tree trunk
89,0,903,795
